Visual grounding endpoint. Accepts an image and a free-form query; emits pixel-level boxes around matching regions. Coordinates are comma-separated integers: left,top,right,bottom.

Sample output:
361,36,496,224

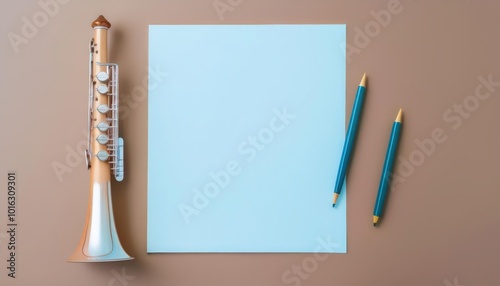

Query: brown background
1,0,499,285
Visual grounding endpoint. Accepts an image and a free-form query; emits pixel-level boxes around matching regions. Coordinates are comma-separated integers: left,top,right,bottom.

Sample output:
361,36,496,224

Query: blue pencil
332,73,367,207
373,109,403,226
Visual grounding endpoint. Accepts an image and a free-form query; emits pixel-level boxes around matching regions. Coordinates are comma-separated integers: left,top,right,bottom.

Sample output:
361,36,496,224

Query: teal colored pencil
373,109,403,226
332,73,367,207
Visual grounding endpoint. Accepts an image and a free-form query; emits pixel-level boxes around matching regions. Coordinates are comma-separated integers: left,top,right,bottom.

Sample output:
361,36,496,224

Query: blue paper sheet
148,24,346,253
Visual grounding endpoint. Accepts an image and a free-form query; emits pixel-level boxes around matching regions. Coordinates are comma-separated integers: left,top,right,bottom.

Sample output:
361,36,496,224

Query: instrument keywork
68,15,133,262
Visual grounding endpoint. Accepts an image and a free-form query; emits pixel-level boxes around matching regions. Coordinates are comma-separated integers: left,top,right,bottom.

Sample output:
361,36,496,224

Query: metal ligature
68,15,133,262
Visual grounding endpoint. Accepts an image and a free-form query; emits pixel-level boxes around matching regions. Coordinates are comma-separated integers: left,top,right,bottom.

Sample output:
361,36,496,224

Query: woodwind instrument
68,15,133,262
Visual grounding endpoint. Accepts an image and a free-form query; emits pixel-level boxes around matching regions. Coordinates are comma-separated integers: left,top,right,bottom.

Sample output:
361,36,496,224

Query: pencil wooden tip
92,15,111,29
395,108,403,123
359,73,367,87
332,193,339,207
373,216,379,226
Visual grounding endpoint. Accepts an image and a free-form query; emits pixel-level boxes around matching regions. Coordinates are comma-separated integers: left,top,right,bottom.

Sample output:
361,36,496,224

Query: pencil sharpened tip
373,223,377,227
332,193,339,207
395,108,403,123
359,73,367,87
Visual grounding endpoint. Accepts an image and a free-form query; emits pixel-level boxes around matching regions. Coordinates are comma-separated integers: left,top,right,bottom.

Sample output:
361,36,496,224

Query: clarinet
68,15,133,262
